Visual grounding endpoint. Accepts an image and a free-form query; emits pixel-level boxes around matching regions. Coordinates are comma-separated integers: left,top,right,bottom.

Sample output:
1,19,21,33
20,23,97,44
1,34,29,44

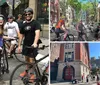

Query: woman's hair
0,14,5,35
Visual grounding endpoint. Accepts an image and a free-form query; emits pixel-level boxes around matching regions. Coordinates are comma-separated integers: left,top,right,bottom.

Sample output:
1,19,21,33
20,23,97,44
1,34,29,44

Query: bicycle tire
4,41,24,62
0,53,2,76
13,51,25,62
66,34,74,41
2,47,9,74
10,63,40,85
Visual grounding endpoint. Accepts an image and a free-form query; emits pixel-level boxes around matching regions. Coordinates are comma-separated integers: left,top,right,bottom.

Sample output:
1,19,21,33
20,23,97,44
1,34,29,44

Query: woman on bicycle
18,7,41,83
55,15,68,40
0,14,5,53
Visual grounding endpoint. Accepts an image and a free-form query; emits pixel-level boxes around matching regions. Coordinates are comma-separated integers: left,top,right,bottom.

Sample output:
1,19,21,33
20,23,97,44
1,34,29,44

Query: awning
0,0,6,6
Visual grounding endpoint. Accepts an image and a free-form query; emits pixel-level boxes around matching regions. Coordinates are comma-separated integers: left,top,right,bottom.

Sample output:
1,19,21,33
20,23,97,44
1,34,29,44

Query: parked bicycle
86,25,100,41
50,27,74,41
10,45,49,85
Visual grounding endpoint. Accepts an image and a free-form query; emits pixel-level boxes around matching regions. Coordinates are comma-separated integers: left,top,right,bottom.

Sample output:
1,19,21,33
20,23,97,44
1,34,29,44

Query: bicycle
77,31,88,41
0,39,9,77
10,45,49,85
50,27,74,41
4,37,24,62
85,25,100,41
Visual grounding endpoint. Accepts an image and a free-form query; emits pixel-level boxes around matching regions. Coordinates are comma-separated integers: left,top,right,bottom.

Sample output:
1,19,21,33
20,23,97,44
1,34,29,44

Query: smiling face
25,12,33,21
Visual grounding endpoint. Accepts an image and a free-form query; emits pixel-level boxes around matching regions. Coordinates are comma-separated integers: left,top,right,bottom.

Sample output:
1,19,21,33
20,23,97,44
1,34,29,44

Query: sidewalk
50,80,97,85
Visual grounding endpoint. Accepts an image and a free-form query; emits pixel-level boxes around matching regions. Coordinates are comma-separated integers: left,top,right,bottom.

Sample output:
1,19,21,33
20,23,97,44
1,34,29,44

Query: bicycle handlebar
26,45,49,50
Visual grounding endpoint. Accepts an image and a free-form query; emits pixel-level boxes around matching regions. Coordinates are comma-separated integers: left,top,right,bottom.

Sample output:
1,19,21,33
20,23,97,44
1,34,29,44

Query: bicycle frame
33,54,49,85
21,54,49,77
0,39,9,76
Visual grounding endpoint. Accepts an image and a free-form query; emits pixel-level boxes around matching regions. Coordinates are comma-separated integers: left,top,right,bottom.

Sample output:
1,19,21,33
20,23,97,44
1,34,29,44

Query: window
65,43,74,49
37,0,49,24
65,52,74,62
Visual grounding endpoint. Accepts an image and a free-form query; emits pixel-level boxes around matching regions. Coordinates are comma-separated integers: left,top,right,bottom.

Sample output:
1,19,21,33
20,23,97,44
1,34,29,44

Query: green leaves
67,0,81,13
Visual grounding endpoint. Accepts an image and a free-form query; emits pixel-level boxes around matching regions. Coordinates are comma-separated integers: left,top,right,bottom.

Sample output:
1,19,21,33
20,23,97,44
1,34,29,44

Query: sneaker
29,74,35,83
8,54,13,58
19,71,27,78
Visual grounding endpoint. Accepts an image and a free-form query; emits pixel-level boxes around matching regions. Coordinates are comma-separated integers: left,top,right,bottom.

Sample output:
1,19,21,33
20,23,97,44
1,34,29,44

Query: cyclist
0,14,5,53
76,20,86,41
94,22,100,40
18,7,41,83
55,15,68,40
4,14,20,57
16,14,23,30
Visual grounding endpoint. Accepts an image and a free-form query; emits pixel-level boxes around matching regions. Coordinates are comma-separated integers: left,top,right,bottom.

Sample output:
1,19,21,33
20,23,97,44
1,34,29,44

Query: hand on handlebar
18,46,22,53
31,43,38,48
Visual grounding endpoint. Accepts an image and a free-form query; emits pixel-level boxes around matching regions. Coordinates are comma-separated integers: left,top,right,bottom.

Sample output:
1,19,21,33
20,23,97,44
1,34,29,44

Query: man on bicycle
94,22,100,40
18,7,41,83
55,15,68,40
4,15,20,57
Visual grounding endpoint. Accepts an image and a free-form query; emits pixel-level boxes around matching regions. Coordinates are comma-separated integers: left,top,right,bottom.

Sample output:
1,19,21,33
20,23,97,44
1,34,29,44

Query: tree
81,1,98,21
67,0,81,21
59,0,68,16
67,0,81,14
91,68,100,75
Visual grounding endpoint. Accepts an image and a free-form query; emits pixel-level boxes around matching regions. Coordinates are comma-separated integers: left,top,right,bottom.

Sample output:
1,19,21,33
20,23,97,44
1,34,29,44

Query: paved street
50,81,97,85
0,38,49,85
50,24,98,41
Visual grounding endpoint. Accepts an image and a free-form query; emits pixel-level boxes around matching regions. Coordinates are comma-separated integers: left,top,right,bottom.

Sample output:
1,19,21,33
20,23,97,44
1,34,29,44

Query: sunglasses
25,13,32,16
8,18,13,19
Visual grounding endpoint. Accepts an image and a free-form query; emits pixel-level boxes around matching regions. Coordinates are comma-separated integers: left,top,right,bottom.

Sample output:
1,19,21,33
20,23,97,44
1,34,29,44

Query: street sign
6,0,21,9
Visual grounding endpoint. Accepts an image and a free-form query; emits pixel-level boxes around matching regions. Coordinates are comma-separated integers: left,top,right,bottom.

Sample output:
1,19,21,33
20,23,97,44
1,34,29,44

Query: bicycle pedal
6,69,9,73
34,78,40,82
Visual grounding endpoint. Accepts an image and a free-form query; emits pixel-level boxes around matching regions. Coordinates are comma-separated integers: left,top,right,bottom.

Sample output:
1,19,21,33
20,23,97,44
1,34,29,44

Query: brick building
50,0,60,24
50,43,90,82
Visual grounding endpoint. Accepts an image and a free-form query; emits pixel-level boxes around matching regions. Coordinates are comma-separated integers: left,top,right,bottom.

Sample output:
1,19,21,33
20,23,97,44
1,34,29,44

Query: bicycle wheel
0,53,2,76
10,63,40,85
13,52,25,62
11,45,25,62
2,47,9,74
66,34,74,41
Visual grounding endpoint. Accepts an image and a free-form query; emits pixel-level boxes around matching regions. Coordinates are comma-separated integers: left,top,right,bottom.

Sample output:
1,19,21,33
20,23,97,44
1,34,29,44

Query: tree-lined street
50,0,100,41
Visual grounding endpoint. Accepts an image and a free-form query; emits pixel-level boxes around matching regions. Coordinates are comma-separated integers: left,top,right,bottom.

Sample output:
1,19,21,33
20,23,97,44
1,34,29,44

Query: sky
89,43,100,59
79,0,100,3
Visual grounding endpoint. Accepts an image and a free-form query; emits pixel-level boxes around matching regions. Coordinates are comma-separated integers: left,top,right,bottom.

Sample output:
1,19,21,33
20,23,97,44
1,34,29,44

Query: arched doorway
63,66,75,81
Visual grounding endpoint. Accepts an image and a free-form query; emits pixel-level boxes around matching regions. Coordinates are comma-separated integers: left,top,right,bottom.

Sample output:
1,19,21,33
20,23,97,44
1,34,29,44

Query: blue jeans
0,37,3,47
55,28,64,38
